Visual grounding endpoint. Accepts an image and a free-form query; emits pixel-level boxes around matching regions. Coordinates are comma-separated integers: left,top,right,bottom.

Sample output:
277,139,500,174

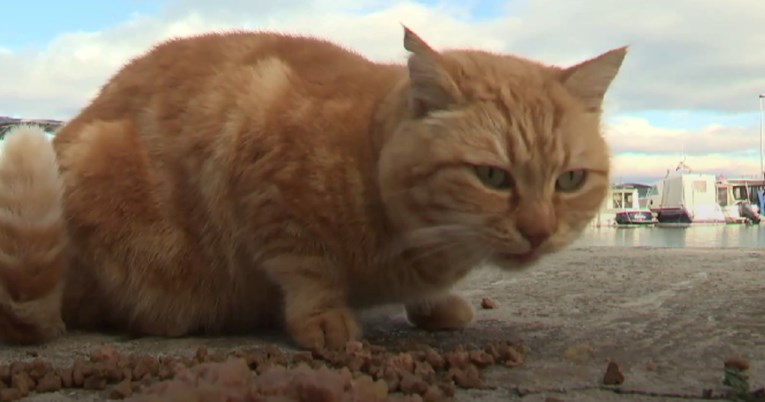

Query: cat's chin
491,251,541,270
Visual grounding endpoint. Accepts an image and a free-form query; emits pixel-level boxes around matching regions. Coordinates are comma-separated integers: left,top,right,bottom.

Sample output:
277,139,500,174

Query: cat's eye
474,165,513,190
556,170,588,192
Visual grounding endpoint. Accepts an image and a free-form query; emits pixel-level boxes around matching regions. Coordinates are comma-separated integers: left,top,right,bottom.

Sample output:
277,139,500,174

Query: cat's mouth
496,251,539,265
511,251,539,264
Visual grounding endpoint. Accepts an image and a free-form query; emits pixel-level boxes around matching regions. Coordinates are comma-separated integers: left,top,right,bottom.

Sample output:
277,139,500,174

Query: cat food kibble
602,360,625,385
109,379,133,399
35,372,63,393
480,297,497,309
724,356,750,371
0,340,525,400
563,343,595,361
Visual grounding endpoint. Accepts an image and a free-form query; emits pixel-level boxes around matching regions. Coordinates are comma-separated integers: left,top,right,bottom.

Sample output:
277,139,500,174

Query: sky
1,0,764,184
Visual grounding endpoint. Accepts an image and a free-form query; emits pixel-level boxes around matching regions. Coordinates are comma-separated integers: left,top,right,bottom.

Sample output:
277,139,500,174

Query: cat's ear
559,46,628,112
402,25,461,117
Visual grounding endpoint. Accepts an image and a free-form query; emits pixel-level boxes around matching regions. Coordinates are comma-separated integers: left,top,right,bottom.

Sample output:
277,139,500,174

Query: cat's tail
0,125,68,344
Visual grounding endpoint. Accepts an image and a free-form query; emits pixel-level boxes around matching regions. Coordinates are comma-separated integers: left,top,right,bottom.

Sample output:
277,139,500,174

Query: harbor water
574,224,765,248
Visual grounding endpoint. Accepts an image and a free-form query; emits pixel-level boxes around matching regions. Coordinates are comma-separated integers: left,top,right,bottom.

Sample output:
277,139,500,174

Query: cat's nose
520,229,551,249
515,204,556,249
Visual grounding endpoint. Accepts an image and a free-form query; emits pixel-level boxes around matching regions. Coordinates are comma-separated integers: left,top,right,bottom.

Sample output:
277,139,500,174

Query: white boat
716,177,762,224
594,184,656,226
646,161,727,224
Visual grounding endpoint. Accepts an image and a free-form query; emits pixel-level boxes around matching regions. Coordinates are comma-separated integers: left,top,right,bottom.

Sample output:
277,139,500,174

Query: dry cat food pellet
110,379,133,399
602,360,625,385
562,344,594,361
480,297,497,309
0,340,525,401
724,356,750,371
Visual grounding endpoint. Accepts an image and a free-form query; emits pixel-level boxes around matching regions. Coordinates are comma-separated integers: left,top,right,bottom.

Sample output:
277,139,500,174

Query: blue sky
1,0,763,183
0,0,514,51
1,1,161,51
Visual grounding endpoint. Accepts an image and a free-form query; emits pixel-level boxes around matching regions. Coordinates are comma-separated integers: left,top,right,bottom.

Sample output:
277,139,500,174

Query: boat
644,162,764,225
614,211,656,225
646,161,728,224
716,176,762,224
594,184,657,226
614,210,656,225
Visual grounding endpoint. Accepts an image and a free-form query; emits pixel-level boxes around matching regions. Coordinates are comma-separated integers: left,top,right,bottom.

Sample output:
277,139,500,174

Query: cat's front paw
287,307,362,350
405,293,474,331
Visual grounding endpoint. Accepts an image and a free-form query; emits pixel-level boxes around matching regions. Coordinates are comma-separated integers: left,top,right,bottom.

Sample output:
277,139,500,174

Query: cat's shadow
359,308,522,350
42,308,520,354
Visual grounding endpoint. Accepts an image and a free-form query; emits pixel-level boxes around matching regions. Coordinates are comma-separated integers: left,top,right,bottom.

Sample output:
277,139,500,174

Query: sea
573,224,765,249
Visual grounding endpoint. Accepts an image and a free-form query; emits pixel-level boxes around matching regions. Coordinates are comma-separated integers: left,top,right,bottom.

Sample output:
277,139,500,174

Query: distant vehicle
0,116,63,140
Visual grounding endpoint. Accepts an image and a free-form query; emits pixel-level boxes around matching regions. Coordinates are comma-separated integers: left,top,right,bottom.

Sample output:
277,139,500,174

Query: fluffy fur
0,27,626,350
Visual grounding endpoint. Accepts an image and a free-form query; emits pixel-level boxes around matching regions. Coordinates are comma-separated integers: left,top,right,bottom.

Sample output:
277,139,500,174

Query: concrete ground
2,246,763,401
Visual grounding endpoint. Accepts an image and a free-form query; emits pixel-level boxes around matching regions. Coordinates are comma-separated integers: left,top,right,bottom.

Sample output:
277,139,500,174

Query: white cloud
3,0,764,118
499,0,765,113
1,1,511,119
605,117,764,181
610,153,762,183
604,116,760,155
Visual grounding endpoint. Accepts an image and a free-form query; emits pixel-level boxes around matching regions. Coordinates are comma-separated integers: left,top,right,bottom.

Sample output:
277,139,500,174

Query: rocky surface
0,246,763,401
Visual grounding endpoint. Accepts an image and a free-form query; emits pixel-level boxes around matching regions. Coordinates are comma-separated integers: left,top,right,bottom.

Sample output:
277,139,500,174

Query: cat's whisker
400,224,470,246
401,238,470,268
380,224,460,259
477,243,498,264
435,241,494,273
399,238,462,265
386,224,484,261
398,229,488,269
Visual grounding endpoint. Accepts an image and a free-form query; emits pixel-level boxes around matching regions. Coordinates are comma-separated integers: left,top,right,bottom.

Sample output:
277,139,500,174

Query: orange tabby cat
0,27,626,350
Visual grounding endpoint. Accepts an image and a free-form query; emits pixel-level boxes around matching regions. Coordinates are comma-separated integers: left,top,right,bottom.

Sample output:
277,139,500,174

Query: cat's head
378,27,626,271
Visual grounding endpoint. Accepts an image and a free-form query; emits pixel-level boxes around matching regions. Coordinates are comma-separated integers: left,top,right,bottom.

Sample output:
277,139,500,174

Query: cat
0,26,626,351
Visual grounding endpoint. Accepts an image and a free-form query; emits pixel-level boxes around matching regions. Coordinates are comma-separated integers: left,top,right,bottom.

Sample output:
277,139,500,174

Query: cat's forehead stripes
447,61,565,160
423,109,510,167
472,88,567,176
